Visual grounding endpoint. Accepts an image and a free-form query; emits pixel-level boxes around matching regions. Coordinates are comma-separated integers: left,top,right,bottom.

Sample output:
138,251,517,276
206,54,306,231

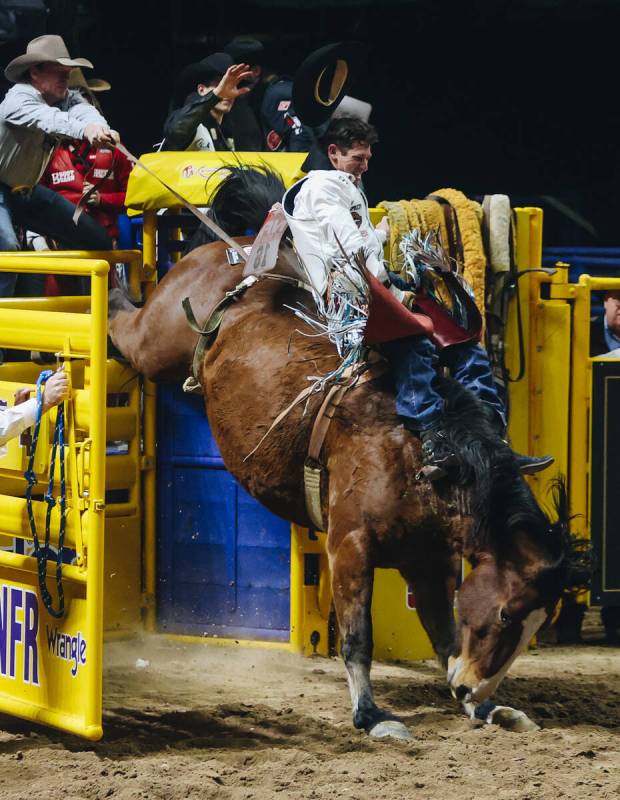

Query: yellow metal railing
0,255,107,740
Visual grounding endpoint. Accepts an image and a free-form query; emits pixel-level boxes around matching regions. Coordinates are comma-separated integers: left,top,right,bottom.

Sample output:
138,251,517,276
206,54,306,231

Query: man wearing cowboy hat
222,36,316,153
0,34,118,297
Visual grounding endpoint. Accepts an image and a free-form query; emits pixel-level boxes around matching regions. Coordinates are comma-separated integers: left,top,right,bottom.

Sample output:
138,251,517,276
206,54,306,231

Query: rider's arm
0,399,37,447
308,175,367,254
0,85,108,140
161,92,220,150
307,174,388,281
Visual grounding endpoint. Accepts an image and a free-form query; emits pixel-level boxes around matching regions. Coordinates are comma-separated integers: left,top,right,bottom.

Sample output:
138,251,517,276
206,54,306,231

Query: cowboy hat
172,52,233,108
223,36,264,66
292,42,364,127
69,67,111,92
5,34,93,83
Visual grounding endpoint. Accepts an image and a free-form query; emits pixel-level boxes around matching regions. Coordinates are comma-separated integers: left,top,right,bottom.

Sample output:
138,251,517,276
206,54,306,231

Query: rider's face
327,142,372,182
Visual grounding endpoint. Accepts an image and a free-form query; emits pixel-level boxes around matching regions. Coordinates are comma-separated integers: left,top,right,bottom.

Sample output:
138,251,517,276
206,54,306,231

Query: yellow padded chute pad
124,151,308,214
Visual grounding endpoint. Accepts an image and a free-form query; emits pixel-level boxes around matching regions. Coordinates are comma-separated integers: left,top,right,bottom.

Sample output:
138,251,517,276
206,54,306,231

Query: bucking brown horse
109,167,576,740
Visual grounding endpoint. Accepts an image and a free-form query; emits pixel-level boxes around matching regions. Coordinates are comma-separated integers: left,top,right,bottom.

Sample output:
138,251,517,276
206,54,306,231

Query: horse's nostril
455,684,469,701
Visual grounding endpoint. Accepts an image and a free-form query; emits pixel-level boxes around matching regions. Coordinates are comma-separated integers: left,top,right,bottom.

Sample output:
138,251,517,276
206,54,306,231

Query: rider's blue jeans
382,336,506,431
0,183,112,297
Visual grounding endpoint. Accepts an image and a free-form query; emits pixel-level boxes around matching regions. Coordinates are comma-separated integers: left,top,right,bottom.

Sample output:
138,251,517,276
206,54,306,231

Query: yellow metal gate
0,254,135,740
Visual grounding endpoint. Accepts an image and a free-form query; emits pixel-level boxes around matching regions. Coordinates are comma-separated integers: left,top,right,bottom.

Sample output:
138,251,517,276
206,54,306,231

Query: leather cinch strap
183,272,313,385
303,362,386,530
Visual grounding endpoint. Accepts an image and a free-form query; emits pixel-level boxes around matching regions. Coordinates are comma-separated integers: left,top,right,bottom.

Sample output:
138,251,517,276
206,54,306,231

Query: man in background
223,36,316,153
0,34,117,297
163,54,250,152
590,290,620,356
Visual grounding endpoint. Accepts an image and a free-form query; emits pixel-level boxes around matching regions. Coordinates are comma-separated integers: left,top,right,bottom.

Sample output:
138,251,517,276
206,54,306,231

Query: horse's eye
499,608,512,627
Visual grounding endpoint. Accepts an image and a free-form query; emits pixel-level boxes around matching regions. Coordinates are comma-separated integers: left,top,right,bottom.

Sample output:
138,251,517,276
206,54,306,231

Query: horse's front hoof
489,706,540,733
368,719,414,741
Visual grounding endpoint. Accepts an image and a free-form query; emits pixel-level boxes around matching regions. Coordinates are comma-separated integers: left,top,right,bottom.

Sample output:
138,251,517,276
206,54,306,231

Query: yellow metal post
289,525,331,656
141,210,158,631
84,262,108,738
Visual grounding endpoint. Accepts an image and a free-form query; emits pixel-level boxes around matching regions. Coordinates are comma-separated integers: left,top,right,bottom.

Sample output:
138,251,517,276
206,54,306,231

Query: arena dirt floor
0,616,618,800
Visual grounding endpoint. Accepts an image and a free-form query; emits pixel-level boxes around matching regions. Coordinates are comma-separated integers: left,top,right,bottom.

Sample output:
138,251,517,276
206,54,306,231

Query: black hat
292,42,364,127
173,52,233,107
224,37,264,65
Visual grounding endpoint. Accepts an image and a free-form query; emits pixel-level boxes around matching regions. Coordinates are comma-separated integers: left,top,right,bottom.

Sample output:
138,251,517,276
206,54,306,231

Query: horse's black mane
437,378,556,544
209,164,286,235
438,378,590,596
184,164,286,255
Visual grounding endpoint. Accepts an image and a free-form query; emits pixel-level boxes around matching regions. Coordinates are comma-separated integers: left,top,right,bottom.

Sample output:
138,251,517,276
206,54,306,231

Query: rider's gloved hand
387,271,414,292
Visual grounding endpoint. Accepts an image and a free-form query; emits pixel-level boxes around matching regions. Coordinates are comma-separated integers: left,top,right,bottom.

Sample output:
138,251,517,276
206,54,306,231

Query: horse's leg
329,529,413,742
407,557,538,733
402,551,460,671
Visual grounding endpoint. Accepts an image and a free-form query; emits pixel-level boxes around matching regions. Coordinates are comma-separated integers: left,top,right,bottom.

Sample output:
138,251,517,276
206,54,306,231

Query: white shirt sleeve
0,397,38,448
304,174,388,283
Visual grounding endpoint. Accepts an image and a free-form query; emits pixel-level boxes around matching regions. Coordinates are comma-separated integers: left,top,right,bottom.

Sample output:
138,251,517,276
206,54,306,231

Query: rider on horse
283,116,554,480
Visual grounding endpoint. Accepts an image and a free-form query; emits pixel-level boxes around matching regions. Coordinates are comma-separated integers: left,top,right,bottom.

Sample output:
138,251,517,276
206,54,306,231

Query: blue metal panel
157,384,222,463
156,384,290,641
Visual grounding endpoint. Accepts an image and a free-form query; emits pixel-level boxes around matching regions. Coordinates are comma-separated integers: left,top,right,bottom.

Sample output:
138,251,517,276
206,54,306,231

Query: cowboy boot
513,451,555,475
492,415,555,475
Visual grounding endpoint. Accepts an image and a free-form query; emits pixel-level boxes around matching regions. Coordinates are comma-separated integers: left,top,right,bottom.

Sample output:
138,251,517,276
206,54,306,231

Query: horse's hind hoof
488,706,540,733
369,720,414,741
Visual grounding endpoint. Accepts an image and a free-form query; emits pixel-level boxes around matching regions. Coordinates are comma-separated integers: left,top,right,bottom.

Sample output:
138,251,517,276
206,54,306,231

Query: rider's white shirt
283,170,388,296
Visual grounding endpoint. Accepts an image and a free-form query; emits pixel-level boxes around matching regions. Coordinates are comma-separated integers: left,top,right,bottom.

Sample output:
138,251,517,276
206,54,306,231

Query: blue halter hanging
23,370,67,619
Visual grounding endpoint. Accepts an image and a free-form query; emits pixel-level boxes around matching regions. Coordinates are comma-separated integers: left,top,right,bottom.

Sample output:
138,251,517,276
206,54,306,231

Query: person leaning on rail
0,367,68,452
0,35,118,298
283,117,554,481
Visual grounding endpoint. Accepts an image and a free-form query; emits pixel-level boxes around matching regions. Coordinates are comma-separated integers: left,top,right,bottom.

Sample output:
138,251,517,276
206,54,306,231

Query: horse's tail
208,164,287,236
437,378,545,546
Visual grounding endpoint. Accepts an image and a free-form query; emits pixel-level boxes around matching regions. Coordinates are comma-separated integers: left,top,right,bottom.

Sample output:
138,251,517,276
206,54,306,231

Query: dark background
1,0,617,246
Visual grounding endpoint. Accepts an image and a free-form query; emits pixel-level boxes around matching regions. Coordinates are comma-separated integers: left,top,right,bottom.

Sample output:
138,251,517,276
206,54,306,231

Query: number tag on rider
226,246,252,266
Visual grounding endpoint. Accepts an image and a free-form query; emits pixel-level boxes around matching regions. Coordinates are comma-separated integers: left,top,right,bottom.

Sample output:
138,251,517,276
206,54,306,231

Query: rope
23,371,67,619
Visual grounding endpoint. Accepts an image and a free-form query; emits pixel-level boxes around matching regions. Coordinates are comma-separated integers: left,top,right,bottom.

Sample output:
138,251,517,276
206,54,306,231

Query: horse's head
448,479,580,704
